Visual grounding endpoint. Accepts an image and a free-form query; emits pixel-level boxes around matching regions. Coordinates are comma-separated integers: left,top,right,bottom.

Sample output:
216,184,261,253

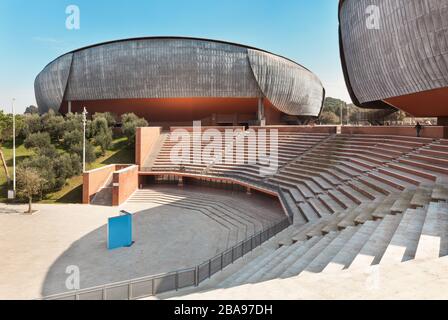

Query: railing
42,217,290,300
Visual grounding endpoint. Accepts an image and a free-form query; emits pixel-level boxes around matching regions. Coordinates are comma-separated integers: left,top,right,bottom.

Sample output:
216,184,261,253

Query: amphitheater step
357,176,393,195
389,190,415,214
262,236,322,281
348,214,402,270
409,187,432,209
327,189,357,210
414,202,448,260
323,221,379,273
302,226,358,274
291,217,331,242
279,188,304,222
220,248,277,287
377,167,421,186
281,232,339,278
308,198,332,217
318,194,345,214
298,202,320,223
432,185,448,202
399,158,448,175
245,242,303,283
380,207,427,265
368,171,413,191
386,163,437,181
371,194,400,220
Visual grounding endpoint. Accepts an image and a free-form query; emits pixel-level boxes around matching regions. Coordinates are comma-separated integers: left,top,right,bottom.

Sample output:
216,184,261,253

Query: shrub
24,132,52,149
121,113,148,145
91,117,113,154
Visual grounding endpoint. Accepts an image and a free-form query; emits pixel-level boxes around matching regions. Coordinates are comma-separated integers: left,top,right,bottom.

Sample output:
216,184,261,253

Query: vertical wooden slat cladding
35,37,325,118
34,53,73,113
248,49,325,117
340,0,448,104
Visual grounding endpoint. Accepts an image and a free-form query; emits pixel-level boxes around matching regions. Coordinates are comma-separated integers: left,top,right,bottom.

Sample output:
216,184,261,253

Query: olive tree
16,167,46,213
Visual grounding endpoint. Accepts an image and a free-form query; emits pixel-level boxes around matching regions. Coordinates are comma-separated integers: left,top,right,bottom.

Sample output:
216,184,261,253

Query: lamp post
82,107,88,172
12,98,16,196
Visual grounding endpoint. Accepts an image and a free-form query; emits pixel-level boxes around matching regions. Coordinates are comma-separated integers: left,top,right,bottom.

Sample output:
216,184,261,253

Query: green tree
42,111,65,142
93,112,116,127
70,141,96,164
16,167,46,213
91,117,113,155
121,113,148,145
62,129,83,150
24,132,52,149
24,105,39,114
21,113,43,138
319,111,341,125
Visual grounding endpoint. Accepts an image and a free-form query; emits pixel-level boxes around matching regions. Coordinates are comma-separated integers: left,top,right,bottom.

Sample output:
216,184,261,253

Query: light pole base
7,190,15,199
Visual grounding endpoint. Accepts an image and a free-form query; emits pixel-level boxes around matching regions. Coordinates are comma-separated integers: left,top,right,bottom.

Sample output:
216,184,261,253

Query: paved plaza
0,186,283,299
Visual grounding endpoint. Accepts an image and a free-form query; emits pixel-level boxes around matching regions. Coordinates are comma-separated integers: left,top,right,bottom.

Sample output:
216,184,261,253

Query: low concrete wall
135,127,162,167
82,165,117,204
341,126,448,139
112,165,139,206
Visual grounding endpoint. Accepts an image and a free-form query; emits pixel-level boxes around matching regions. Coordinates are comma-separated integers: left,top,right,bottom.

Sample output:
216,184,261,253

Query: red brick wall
112,165,139,206
82,165,117,204
135,127,162,167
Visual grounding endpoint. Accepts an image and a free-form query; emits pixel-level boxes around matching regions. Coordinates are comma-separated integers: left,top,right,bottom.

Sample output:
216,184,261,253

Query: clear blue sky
0,0,349,113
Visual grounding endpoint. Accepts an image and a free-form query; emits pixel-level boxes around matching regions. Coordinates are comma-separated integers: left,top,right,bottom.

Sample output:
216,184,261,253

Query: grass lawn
0,136,134,204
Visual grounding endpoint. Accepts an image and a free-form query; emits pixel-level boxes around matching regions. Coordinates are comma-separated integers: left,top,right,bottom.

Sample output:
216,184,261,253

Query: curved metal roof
339,0,448,111
35,36,325,117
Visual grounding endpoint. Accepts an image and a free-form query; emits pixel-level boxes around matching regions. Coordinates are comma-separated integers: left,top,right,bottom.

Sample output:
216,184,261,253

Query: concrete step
302,226,358,273
327,189,357,209
432,185,448,202
387,162,437,182
298,202,320,223
338,203,376,230
262,236,323,280
371,195,400,220
349,214,402,270
281,232,339,278
323,221,379,273
220,248,277,287
239,245,292,284
245,242,303,283
380,208,427,265
321,212,349,234
377,167,421,186
357,176,393,196
368,171,413,191
318,194,345,214
410,187,432,209
415,202,448,260
389,190,415,214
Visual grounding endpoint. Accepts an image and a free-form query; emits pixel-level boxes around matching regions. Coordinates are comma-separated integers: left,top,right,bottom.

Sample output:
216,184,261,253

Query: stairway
186,200,448,290
91,174,114,206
